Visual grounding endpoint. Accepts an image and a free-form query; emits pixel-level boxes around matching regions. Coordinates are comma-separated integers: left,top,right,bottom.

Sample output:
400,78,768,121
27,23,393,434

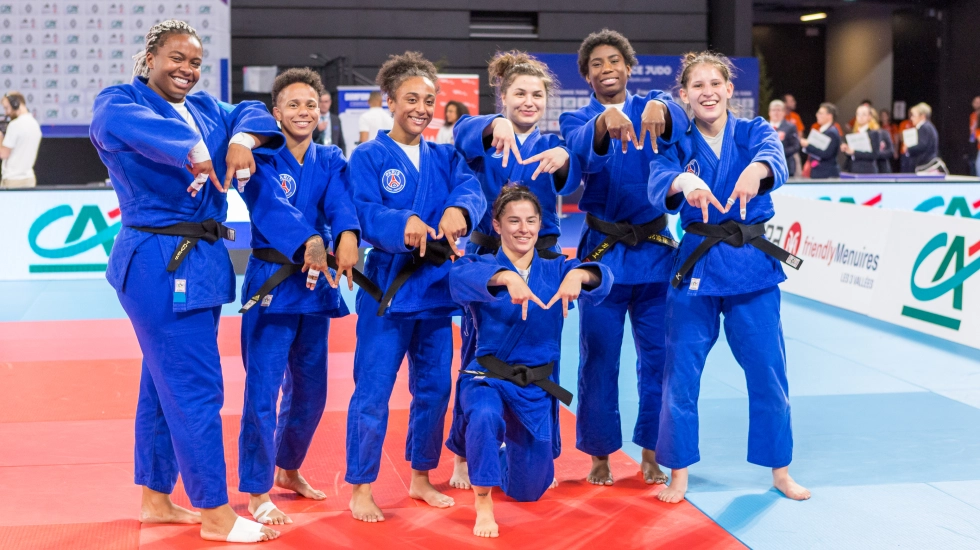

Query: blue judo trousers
237,143,360,494
447,251,612,500
90,77,285,507
558,91,688,457
648,113,794,470
345,131,486,483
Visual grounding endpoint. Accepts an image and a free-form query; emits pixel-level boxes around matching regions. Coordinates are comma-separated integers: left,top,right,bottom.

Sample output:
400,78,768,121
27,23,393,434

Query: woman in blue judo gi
236,68,362,525
446,50,581,489
345,51,486,522
647,51,810,504
558,29,688,486
449,185,612,538
89,20,326,543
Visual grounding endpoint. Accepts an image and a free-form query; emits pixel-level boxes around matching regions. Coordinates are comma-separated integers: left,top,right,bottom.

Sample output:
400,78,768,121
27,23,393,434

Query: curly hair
492,184,542,220
375,51,439,97
487,50,559,104
577,29,637,78
132,19,201,78
271,67,325,106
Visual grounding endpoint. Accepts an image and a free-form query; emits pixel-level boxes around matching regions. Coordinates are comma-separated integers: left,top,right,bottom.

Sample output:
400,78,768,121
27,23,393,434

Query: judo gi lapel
714,115,738,200
376,131,426,212
294,143,320,211
507,128,541,185
134,77,212,141
492,248,539,362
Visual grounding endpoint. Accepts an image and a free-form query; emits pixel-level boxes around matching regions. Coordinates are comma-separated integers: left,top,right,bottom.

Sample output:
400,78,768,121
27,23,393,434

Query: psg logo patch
382,168,406,193
684,159,701,177
278,173,297,198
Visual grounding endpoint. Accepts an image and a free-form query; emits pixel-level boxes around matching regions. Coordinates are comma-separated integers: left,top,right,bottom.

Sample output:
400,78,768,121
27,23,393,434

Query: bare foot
248,493,292,525
773,467,811,501
549,477,558,489
349,483,385,522
657,468,688,504
275,468,326,500
139,486,202,524
472,486,499,538
641,448,668,485
587,455,613,486
450,454,471,490
408,469,455,508
200,504,278,542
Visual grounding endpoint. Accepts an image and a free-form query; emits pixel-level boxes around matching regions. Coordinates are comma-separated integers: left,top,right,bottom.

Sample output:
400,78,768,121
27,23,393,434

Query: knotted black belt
464,354,573,406
240,246,383,313
583,213,678,262
375,240,456,316
469,231,563,260
131,219,235,272
672,220,803,289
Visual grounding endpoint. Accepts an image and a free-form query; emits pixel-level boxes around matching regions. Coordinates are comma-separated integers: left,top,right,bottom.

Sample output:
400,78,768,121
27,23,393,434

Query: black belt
131,219,235,272
584,213,678,262
375,240,456,316
469,231,563,260
672,220,803,289
467,355,573,406
240,247,383,313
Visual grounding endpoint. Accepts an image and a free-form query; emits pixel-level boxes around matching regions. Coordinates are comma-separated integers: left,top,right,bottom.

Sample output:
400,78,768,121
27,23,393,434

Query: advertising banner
777,180,980,219
0,0,231,137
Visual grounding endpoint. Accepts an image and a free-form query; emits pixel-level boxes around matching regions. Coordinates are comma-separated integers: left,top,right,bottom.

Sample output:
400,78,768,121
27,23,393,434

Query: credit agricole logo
903,233,980,330
28,204,121,273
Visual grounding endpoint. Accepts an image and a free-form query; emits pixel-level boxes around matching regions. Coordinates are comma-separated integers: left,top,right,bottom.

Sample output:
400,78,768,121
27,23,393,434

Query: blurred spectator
768,99,800,176
970,96,980,175
783,93,805,134
312,91,346,151
901,102,939,172
840,104,882,173
874,108,895,173
846,99,873,133
0,92,41,189
358,91,393,144
436,100,469,145
801,102,841,179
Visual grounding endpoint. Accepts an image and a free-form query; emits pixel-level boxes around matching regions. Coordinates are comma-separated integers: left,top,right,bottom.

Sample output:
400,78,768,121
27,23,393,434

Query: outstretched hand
491,270,548,321
490,118,523,168
521,147,570,180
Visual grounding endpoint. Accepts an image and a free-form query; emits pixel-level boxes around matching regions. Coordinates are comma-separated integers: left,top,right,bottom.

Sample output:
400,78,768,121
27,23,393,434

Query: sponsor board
776,180,980,219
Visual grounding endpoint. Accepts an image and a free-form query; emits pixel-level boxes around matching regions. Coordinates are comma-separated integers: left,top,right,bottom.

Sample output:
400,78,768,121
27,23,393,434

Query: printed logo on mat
382,168,406,194
278,173,297,199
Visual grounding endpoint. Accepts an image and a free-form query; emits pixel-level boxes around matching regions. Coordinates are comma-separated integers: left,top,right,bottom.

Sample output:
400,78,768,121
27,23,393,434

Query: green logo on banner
901,233,980,330
28,204,121,273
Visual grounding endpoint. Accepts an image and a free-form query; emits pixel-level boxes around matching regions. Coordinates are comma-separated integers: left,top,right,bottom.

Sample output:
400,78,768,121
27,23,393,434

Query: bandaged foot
449,454,471,490
275,468,326,500
200,504,278,543
773,467,811,501
472,486,499,538
248,496,291,525
657,468,688,504
587,455,614,486
139,487,201,524
408,469,455,508
641,448,668,485
349,483,385,522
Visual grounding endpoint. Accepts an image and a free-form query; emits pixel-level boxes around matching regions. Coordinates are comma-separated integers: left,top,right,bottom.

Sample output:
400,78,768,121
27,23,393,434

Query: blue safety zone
5,216,980,549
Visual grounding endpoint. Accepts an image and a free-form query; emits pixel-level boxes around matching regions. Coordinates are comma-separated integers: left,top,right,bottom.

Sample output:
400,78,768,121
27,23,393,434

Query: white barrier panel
0,190,249,281
770,195,980,350
777,180,980,217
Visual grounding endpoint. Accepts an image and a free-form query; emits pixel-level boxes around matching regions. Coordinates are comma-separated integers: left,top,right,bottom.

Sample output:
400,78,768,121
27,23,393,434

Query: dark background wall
937,0,980,175
752,23,826,129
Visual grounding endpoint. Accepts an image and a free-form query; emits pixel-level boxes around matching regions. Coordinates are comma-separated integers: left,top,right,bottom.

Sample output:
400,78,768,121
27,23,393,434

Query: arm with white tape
670,172,725,224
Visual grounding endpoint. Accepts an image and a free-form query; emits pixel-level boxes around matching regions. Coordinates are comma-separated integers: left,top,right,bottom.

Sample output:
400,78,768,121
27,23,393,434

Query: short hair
132,19,200,78
271,67,325,106
4,91,26,109
375,51,438,97
368,91,382,103
860,99,873,106
577,29,637,78
492,184,542,221
769,99,786,109
819,102,838,121
912,102,932,119
319,90,332,99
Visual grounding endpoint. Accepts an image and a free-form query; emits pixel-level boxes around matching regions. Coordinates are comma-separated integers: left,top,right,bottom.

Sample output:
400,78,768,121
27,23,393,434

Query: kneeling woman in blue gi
89,20,305,543
647,51,810,504
449,185,611,538
236,68,361,525
447,50,581,489
346,52,486,522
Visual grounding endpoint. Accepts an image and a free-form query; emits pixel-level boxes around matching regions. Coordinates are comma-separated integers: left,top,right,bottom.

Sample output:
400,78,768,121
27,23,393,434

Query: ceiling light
801,12,827,22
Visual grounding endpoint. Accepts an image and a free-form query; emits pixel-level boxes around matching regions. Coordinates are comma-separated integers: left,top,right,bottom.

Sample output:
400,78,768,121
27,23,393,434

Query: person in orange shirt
897,117,915,155
969,96,980,175
783,94,805,134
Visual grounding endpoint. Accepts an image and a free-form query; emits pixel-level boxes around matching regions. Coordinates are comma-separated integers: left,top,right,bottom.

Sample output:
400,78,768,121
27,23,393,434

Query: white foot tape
226,516,268,543
251,501,281,524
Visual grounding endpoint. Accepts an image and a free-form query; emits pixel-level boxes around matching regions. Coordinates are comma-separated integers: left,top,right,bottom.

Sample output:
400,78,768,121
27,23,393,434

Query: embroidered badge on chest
279,173,297,198
685,159,701,177
382,168,406,193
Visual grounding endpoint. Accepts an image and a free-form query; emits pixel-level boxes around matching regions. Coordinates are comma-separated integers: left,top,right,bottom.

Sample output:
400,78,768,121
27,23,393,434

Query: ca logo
902,233,980,330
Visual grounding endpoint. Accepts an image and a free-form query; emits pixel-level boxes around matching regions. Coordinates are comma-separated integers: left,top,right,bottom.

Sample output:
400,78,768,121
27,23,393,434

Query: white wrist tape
230,132,257,150
188,139,211,163
673,172,710,198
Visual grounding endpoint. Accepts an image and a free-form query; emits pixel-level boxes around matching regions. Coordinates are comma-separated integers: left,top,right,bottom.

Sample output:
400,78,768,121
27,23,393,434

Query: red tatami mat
0,316,743,549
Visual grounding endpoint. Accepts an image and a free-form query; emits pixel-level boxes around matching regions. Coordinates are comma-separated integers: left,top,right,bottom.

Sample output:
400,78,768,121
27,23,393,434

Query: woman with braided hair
90,19,320,543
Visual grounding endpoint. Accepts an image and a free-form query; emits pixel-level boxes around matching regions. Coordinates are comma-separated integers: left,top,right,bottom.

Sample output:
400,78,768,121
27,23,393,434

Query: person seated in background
800,102,840,179
357,91,393,145
436,100,469,145
840,104,881,174
312,90,346,152
768,99,800,176
873,108,894,174
0,92,42,189
901,102,939,172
